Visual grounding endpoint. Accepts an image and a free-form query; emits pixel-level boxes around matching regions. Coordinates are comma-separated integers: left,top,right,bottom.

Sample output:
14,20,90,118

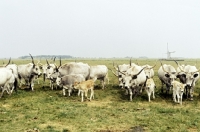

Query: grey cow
47,59,90,82
175,61,200,100
89,65,109,89
158,62,178,94
56,74,85,96
18,54,42,91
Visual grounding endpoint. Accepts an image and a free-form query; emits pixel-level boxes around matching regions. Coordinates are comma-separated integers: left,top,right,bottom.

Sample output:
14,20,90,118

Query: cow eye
194,74,198,78
165,74,170,78
36,68,38,70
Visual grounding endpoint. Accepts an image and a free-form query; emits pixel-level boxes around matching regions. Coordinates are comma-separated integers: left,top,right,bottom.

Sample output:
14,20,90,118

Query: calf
73,79,95,102
171,80,186,105
145,78,156,102
56,74,85,96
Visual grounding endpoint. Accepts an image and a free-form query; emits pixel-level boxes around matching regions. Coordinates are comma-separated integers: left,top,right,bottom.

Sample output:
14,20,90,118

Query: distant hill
18,55,73,59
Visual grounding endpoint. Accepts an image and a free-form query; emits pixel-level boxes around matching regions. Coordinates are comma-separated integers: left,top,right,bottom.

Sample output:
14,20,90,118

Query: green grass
1,59,200,132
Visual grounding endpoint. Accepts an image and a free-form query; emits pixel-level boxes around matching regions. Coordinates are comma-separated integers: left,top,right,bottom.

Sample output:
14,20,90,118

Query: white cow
158,62,177,94
18,54,42,91
175,61,200,100
89,65,109,89
43,59,58,90
121,65,146,101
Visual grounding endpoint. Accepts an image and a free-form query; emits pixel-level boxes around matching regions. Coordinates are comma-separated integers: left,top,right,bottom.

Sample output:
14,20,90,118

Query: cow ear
132,75,137,79
176,75,180,78
165,74,170,78
33,64,35,68
194,73,198,78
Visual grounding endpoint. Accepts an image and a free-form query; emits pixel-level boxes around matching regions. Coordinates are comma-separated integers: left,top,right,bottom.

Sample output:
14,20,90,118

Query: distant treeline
18,55,73,59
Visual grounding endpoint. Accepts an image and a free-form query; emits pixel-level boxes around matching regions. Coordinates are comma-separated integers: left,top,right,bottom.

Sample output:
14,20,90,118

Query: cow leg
77,89,81,96
152,90,155,99
81,91,84,102
0,86,7,98
63,88,66,96
148,92,151,102
189,87,194,101
180,92,183,105
68,88,72,96
128,88,133,101
185,86,189,99
90,89,94,101
30,81,34,91
85,89,88,99
0,88,5,98
173,91,176,102
177,91,180,103
101,79,105,89
50,80,54,90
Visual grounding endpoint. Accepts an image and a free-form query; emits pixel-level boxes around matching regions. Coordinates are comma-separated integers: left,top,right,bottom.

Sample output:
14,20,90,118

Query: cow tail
87,67,91,80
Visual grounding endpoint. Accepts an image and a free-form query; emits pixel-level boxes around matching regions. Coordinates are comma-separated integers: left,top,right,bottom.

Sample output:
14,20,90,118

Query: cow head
123,66,146,89
45,59,58,79
175,61,200,88
110,62,130,89
160,61,177,86
184,71,199,88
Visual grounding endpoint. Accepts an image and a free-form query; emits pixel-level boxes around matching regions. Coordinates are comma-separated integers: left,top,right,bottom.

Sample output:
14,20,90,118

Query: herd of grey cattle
110,59,199,104
0,54,109,101
0,54,200,104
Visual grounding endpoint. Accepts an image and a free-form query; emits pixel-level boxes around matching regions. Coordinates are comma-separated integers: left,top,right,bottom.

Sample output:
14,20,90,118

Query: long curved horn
37,60,40,65
160,61,169,74
150,64,156,69
113,62,118,71
53,57,56,63
108,68,118,77
132,66,146,77
150,61,157,69
136,59,139,65
59,57,61,68
5,57,11,67
174,60,185,72
29,53,35,65
46,59,50,66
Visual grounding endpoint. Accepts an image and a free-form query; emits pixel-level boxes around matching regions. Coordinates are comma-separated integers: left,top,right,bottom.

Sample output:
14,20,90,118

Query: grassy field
1,59,200,132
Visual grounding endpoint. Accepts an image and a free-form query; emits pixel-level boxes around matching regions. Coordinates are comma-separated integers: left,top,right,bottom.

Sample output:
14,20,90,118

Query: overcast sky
0,0,200,59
